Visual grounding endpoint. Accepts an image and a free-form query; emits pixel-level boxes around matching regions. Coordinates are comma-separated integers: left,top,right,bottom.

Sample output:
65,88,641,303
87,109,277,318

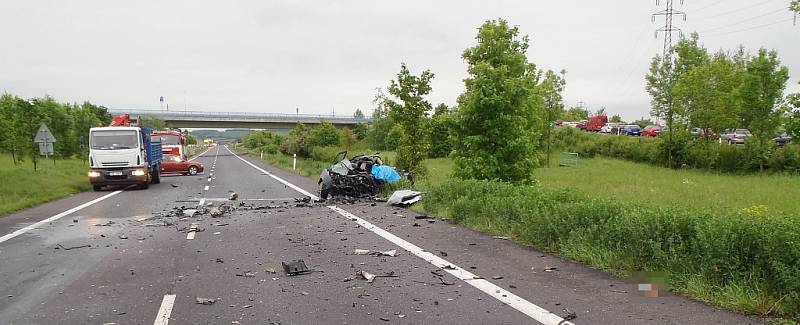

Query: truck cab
88,125,162,190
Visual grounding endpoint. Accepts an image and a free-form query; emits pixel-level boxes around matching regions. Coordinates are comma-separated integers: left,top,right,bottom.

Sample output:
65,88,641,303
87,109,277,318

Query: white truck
87,115,163,190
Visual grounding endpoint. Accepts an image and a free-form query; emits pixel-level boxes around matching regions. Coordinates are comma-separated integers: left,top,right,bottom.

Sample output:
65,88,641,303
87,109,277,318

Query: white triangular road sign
34,123,57,143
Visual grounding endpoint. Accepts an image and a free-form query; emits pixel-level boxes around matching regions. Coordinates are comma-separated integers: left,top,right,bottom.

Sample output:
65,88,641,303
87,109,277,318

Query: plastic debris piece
195,297,216,305
492,236,509,240
228,192,238,201
387,190,422,206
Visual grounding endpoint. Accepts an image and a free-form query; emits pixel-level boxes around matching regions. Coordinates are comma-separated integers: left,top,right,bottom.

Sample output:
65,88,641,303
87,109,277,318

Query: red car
161,154,204,175
642,125,661,137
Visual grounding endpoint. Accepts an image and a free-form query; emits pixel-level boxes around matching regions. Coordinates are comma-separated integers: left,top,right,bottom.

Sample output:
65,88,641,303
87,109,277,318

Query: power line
691,0,725,13
693,0,780,20
703,17,795,36
698,6,790,33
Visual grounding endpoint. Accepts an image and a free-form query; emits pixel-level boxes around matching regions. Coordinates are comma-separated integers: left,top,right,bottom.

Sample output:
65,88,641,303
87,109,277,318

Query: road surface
0,146,764,325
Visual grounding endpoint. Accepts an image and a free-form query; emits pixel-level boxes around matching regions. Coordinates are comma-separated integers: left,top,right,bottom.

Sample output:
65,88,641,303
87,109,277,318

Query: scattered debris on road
353,249,398,257
544,266,558,272
387,190,422,206
55,244,91,250
228,191,238,201
118,235,128,240
282,260,311,276
94,221,115,227
492,236,509,240
355,270,398,284
170,184,179,188
195,297,216,305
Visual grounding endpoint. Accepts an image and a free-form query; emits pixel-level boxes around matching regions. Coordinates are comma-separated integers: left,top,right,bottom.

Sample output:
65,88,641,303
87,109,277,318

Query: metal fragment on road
492,236,509,240
183,209,197,217
55,244,91,250
282,260,310,276
228,192,238,201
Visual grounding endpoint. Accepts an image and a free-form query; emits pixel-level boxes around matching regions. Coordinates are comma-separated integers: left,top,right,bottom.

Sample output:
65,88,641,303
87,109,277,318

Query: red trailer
151,130,187,159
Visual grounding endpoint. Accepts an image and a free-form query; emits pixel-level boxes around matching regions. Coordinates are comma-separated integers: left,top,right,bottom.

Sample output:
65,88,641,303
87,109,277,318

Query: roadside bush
423,178,800,318
768,144,800,173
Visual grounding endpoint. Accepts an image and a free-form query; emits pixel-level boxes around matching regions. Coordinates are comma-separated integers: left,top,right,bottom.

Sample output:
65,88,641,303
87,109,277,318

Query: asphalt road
0,145,766,325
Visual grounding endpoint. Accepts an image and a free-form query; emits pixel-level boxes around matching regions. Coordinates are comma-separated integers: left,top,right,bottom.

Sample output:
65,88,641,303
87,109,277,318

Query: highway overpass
108,109,370,132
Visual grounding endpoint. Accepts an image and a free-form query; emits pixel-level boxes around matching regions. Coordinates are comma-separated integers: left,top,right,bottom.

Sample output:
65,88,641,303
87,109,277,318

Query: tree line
0,93,112,170
646,32,799,170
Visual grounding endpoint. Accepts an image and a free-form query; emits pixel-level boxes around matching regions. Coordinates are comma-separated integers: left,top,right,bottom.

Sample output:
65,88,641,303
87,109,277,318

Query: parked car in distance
642,125,661,137
600,123,621,134
620,125,641,136
585,115,608,132
161,154,204,175
773,132,793,146
720,129,751,144
691,127,716,139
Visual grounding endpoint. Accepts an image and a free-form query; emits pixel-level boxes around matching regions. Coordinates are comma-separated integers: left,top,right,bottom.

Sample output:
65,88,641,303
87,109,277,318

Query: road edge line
0,190,124,245
327,206,575,325
153,294,176,325
224,146,320,200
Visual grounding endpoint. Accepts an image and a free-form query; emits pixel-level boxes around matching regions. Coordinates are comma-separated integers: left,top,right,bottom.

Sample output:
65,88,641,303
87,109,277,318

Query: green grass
0,154,91,217
419,156,800,216
533,156,800,215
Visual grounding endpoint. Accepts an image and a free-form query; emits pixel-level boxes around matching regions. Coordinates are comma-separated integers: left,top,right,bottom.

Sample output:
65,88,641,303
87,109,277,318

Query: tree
0,94,25,164
791,0,799,14
453,19,543,183
353,109,365,119
282,123,309,156
306,121,341,148
785,88,800,137
561,106,589,121
339,127,357,149
610,115,623,123
633,118,654,128
646,33,709,165
385,63,434,175
739,48,789,171
540,70,566,167
429,104,455,158
352,122,368,140
185,133,198,145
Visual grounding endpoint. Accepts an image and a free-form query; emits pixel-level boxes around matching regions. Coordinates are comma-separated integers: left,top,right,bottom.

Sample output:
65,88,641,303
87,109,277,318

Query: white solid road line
224,146,320,200
188,147,211,161
0,190,124,245
328,206,575,325
225,144,572,325
153,294,176,325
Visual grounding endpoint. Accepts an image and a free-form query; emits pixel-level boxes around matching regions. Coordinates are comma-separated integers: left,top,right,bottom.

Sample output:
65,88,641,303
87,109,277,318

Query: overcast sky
1,0,798,121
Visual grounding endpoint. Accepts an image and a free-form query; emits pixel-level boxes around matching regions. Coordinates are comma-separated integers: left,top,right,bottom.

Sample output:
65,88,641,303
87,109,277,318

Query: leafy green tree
0,94,25,164
282,123,309,156
385,63,434,175
367,116,394,150
353,109,365,119
306,121,341,148
15,97,46,170
633,118,654,128
647,33,709,164
428,104,454,158
610,115,623,123
595,107,606,116
739,48,789,171
540,70,566,166
676,50,747,138
339,127,357,149
561,106,589,121
791,0,799,13
185,133,198,145
352,122,368,140
453,19,543,183
384,124,404,151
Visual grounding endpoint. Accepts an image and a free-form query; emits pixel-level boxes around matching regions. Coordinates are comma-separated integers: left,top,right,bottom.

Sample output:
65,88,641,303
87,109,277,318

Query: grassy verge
422,178,800,321
0,154,91,217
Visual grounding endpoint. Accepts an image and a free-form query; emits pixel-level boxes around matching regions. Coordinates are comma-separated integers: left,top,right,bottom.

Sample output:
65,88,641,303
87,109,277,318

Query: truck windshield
152,135,181,145
91,130,138,150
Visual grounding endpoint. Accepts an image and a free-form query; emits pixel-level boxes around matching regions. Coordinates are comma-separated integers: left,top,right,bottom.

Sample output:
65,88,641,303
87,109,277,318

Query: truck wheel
93,185,103,191
188,166,198,175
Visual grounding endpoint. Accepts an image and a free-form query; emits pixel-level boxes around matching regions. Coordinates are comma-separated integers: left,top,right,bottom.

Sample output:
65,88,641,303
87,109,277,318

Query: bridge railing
109,109,371,123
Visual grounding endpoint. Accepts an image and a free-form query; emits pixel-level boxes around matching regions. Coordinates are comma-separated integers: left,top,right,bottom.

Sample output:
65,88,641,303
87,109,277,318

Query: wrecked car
318,152,404,200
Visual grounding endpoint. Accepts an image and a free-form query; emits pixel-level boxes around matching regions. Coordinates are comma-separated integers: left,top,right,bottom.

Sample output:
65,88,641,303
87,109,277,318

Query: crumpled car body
318,152,399,200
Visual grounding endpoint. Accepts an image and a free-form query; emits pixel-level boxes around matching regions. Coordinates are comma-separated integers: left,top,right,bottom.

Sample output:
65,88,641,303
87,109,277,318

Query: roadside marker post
292,153,297,171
